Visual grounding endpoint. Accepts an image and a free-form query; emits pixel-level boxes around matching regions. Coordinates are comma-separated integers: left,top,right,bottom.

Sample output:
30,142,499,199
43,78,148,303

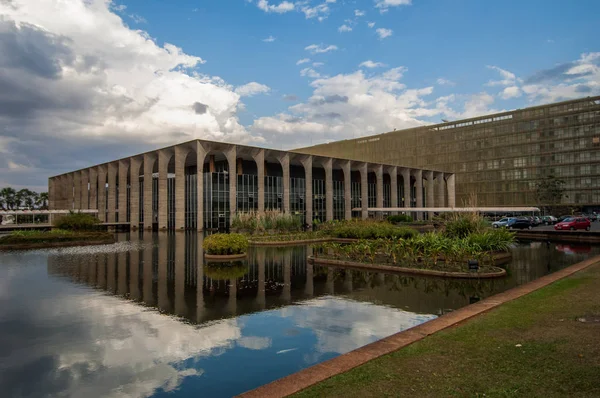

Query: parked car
507,218,533,230
541,215,557,225
530,216,542,226
492,217,514,228
554,217,591,231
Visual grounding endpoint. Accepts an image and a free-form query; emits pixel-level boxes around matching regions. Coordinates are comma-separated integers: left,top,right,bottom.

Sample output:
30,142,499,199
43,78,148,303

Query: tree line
0,187,49,210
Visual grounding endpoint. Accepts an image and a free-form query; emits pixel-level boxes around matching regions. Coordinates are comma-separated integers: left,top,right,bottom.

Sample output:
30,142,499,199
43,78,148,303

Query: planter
0,239,116,251
204,252,247,261
308,256,507,279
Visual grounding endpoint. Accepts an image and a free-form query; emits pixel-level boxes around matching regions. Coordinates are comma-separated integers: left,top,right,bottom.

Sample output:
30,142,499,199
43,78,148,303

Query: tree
0,187,17,210
38,192,49,209
535,175,565,214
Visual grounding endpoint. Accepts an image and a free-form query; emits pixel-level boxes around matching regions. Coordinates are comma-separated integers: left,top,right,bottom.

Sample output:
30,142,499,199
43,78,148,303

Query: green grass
294,265,600,398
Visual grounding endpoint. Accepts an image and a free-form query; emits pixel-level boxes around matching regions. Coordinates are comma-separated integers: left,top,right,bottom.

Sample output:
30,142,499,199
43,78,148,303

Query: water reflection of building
46,234,594,324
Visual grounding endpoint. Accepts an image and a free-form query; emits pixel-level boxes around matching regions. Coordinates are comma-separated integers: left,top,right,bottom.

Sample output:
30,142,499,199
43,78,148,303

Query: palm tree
17,189,36,210
0,187,17,210
38,192,49,209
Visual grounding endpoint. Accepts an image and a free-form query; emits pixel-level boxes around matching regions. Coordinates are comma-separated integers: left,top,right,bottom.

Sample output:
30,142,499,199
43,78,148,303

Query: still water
0,233,597,397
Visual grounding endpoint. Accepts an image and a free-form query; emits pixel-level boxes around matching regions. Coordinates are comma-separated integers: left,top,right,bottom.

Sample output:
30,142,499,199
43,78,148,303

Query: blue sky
0,0,599,190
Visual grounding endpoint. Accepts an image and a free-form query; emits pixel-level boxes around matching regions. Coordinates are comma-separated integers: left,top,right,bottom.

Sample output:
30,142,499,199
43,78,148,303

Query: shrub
328,220,418,240
203,233,249,255
386,214,413,223
54,212,100,231
465,229,515,252
0,229,112,245
232,210,302,234
442,213,487,239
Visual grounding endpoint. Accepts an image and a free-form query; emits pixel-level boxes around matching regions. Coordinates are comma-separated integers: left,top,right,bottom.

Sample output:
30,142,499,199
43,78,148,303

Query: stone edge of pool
236,253,600,398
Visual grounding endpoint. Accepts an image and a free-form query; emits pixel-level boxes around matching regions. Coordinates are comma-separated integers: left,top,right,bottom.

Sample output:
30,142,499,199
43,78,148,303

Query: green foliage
316,229,515,270
203,233,249,255
249,231,327,242
442,213,487,238
0,229,112,245
386,214,413,223
535,174,565,205
54,211,101,231
325,220,418,240
0,186,48,210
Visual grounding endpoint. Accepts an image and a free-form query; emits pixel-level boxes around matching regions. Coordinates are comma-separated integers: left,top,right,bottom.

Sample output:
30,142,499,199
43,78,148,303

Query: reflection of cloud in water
0,288,265,398
280,297,436,355
237,336,272,350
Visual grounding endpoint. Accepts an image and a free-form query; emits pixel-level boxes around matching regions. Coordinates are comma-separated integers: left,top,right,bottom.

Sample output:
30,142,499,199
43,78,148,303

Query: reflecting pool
0,233,597,397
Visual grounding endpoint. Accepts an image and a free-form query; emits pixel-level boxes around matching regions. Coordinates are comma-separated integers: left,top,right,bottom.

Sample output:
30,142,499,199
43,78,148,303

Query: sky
1,0,599,192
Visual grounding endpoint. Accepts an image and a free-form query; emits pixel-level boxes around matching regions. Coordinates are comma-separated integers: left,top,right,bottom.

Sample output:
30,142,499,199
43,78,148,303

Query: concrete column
324,158,333,221
142,232,154,305
196,143,206,231
402,168,410,209
415,169,423,220
196,233,205,323
225,146,237,223
73,171,81,210
375,165,383,219
118,160,128,223
66,173,74,210
97,166,106,222
157,233,169,311
279,153,290,214
174,234,186,315
81,169,89,209
107,162,117,223
300,156,313,226
143,153,155,230
360,163,368,219
426,170,434,220
342,161,351,220
129,232,140,300
435,172,445,209
252,150,265,215
48,178,55,210
447,174,456,208
174,146,187,231
89,168,97,211
389,166,398,215
158,150,170,230
129,157,141,229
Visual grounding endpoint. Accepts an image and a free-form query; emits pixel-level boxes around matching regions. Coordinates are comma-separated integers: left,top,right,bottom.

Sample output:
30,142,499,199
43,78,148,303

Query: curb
308,256,507,279
237,254,600,398
248,238,357,246
204,253,247,260
0,239,115,251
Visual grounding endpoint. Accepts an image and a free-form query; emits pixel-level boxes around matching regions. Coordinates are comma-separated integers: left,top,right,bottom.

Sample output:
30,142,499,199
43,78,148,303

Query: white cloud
338,24,352,32
305,44,338,54
367,21,375,28
354,9,365,17
500,86,521,99
0,0,263,189
256,0,295,13
486,65,518,86
375,0,412,9
359,60,386,68
129,13,146,24
300,68,323,79
301,3,330,20
235,82,271,97
262,35,276,42
313,62,324,67
376,28,393,39
436,77,455,86
296,58,311,65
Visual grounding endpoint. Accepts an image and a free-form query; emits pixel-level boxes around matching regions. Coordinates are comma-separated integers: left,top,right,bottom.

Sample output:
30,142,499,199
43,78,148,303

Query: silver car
492,217,514,228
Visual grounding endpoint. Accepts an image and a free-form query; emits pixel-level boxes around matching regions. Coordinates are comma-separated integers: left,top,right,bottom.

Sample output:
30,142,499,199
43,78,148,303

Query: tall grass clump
327,220,418,240
54,211,101,231
441,212,488,238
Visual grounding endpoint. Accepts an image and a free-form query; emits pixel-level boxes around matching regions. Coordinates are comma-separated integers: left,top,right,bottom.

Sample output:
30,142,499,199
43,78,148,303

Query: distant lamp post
468,259,479,272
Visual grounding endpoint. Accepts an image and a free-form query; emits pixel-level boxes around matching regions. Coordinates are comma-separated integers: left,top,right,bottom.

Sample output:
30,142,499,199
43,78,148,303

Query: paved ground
532,221,600,232
293,262,600,398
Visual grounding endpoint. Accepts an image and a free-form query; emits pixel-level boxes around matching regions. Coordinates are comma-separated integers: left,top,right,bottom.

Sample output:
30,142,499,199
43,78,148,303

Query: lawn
294,264,600,397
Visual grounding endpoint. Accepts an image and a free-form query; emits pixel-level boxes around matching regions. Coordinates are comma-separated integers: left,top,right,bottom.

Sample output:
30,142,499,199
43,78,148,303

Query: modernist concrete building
298,96,600,210
48,140,455,230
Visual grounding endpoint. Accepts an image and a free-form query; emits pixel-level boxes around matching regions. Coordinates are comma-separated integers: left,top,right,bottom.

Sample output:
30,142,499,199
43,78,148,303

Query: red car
554,217,591,231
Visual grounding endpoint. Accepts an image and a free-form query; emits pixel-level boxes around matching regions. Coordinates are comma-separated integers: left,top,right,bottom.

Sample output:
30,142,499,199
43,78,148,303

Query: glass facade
297,96,600,208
